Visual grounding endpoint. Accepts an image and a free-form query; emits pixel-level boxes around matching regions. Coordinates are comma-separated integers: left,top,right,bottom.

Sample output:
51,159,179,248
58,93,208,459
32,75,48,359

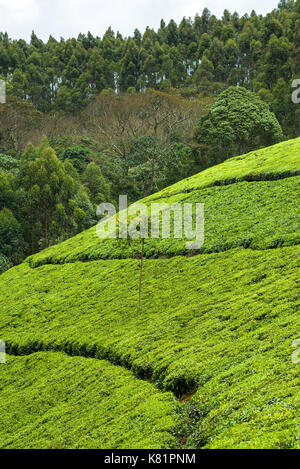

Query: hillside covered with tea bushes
28,136,300,266
0,353,179,449
0,137,299,449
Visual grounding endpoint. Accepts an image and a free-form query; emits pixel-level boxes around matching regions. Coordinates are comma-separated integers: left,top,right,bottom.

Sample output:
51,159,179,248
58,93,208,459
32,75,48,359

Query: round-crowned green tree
19,139,85,252
82,162,111,205
61,145,91,173
194,86,283,165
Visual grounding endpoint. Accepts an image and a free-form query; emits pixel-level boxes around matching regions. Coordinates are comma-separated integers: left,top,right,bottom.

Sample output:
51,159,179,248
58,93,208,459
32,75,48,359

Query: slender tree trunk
138,238,145,312
44,215,48,250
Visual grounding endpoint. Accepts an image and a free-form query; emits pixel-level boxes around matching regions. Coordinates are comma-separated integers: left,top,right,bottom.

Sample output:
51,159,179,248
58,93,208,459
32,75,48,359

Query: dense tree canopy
0,138,113,264
0,2,299,137
194,86,283,163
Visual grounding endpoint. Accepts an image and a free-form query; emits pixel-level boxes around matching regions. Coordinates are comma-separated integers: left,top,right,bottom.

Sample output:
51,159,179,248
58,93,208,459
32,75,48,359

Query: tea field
0,138,299,449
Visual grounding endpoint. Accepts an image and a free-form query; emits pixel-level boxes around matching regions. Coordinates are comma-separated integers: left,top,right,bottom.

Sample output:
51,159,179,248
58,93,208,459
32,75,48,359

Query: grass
0,136,299,449
0,352,179,449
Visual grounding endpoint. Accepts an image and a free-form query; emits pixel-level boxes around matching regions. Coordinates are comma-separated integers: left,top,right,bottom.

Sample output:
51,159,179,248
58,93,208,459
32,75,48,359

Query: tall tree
194,86,283,164
18,139,80,251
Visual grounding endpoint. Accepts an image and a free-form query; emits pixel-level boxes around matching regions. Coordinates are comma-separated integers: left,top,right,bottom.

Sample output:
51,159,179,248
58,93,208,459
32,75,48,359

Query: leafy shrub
0,208,23,263
61,145,91,172
0,154,19,174
0,253,12,274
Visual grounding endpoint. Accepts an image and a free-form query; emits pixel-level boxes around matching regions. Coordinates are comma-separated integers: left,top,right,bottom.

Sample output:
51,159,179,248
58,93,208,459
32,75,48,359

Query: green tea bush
0,136,299,449
0,247,299,447
28,176,300,267
0,253,12,274
0,352,180,449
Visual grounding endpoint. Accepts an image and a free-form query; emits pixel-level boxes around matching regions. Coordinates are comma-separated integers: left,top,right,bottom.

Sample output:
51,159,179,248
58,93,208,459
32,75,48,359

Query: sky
0,0,279,42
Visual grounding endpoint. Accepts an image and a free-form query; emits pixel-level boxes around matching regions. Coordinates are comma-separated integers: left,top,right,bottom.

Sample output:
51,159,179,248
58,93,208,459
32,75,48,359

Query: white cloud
0,0,40,24
180,0,205,18
0,0,279,41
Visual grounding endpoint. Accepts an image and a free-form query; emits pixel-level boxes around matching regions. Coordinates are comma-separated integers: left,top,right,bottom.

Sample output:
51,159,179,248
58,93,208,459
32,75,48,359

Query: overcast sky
0,0,279,42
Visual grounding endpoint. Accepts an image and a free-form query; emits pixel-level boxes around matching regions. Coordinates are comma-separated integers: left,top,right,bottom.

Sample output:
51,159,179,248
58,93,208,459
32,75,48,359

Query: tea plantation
0,138,299,449
0,353,179,449
27,137,300,267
